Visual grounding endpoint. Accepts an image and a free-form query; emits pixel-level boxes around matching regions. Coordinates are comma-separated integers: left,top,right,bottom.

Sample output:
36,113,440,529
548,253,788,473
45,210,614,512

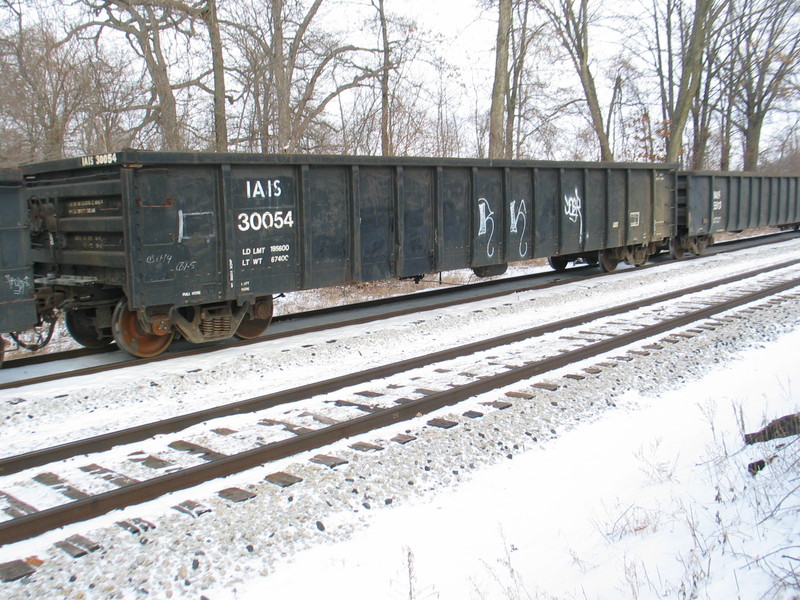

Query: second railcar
20,152,675,357
673,171,800,257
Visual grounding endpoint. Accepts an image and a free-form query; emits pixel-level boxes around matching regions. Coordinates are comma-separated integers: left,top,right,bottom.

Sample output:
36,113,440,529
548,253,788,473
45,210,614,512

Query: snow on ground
1,240,800,599
223,310,800,600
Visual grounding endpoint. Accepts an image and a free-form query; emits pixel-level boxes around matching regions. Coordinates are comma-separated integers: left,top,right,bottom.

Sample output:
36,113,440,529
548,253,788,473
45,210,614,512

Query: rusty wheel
235,297,274,340
112,298,174,358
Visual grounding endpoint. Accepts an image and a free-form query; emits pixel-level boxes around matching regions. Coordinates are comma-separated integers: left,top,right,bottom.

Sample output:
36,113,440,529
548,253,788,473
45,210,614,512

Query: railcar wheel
112,298,174,358
235,297,274,340
548,256,569,272
696,237,709,255
631,247,649,267
598,250,619,273
669,238,685,260
65,309,113,348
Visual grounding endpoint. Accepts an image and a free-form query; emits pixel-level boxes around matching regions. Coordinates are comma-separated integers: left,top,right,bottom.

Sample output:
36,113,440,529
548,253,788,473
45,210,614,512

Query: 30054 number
237,210,295,232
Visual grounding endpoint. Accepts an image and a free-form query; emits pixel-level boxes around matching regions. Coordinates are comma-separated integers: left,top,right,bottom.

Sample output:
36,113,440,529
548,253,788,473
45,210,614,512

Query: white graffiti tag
477,197,496,258
5,274,31,296
564,187,583,240
509,199,528,257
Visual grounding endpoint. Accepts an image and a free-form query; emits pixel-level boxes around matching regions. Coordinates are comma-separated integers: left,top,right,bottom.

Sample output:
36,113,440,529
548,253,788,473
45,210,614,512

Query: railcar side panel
605,170,627,249
439,167,470,271
356,166,395,282
558,168,585,255
304,166,350,289
228,164,299,298
127,166,223,309
0,170,36,335
398,166,435,277
583,168,607,251
627,170,651,243
507,169,533,262
532,168,558,258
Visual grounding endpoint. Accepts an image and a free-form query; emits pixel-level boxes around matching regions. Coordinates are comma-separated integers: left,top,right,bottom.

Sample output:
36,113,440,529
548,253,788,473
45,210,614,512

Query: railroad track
1,259,798,550
2,230,798,390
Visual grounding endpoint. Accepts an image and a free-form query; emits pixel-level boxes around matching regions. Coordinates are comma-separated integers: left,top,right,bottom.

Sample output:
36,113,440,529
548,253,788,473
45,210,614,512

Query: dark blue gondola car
19,151,676,357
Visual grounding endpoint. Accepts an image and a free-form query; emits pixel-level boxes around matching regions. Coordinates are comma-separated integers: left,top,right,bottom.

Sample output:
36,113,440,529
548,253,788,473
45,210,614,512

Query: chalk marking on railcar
145,254,173,265
175,261,197,272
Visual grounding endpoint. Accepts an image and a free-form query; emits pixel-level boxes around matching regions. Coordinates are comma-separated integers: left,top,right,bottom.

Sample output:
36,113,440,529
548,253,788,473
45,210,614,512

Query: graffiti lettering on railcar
245,179,282,199
564,187,583,239
510,199,528,257
5,274,31,296
477,197,496,258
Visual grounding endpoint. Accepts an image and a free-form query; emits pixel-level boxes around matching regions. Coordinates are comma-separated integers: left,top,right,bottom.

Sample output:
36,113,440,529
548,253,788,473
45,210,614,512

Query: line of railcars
0,151,798,362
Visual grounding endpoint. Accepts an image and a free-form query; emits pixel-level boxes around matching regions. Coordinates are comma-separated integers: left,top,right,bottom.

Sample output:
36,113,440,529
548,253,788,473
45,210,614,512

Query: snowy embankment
231,301,800,600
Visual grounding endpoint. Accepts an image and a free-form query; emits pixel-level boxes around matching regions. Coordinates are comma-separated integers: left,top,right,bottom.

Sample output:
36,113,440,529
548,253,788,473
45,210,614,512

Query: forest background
0,0,798,172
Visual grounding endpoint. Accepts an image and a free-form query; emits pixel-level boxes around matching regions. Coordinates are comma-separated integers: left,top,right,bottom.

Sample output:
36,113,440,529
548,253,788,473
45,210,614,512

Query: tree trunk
202,0,228,151
377,0,392,156
665,0,711,164
743,117,764,171
271,0,292,153
489,0,511,159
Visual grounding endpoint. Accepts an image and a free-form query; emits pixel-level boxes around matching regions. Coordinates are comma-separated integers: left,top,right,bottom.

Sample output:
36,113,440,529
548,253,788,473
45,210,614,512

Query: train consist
1,151,798,361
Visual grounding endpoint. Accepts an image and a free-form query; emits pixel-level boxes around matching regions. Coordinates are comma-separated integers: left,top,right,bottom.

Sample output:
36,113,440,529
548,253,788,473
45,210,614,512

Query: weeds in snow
635,437,680,484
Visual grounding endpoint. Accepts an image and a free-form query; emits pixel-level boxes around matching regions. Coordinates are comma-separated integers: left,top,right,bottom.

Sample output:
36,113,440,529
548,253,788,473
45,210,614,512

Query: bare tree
729,0,800,170
535,0,613,161
226,0,378,154
664,0,715,163
76,0,206,150
0,11,89,162
75,49,151,153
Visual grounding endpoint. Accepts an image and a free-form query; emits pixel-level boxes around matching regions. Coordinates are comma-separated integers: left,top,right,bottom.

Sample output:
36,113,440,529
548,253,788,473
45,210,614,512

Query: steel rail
0,274,798,546
1,258,798,478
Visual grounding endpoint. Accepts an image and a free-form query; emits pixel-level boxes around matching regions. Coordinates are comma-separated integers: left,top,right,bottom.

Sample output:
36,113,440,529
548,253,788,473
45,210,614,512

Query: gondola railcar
11,151,675,358
669,171,800,258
